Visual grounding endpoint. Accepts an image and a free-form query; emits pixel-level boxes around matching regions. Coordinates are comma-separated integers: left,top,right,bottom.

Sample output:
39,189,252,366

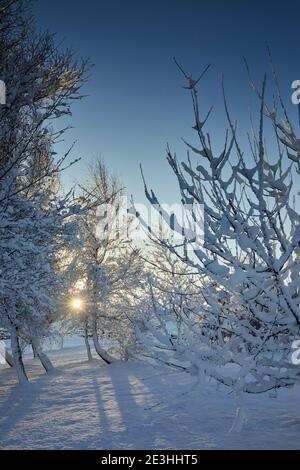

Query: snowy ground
0,346,299,449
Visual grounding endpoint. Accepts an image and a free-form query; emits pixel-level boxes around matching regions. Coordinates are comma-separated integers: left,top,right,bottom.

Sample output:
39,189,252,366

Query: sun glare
71,297,83,311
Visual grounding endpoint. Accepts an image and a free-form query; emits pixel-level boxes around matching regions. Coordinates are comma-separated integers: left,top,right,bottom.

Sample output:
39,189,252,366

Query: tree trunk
31,342,38,358
84,324,93,361
31,337,54,373
10,325,28,383
91,317,115,364
123,346,131,362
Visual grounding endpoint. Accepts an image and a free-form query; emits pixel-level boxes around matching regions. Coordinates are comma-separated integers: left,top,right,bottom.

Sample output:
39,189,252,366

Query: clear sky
33,0,300,204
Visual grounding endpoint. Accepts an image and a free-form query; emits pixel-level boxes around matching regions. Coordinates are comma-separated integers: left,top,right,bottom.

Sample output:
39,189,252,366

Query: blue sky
33,0,300,204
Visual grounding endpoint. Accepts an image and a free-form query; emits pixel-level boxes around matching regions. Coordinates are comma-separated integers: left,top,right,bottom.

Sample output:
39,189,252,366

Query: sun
71,297,83,311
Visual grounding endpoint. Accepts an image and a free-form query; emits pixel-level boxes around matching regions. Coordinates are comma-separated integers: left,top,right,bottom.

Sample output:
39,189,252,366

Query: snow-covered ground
0,346,299,449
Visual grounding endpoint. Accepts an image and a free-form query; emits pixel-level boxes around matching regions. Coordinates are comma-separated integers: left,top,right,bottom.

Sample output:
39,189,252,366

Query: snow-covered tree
0,0,87,197
0,0,87,382
70,162,142,363
0,169,82,382
141,230,202,332
136,57,300,394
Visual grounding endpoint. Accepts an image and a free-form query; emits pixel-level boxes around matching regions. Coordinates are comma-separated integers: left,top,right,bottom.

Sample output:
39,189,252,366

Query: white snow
0,346,299,450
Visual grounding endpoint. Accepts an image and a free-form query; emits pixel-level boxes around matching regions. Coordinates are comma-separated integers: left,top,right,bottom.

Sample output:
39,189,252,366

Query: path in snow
0,346,299,449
